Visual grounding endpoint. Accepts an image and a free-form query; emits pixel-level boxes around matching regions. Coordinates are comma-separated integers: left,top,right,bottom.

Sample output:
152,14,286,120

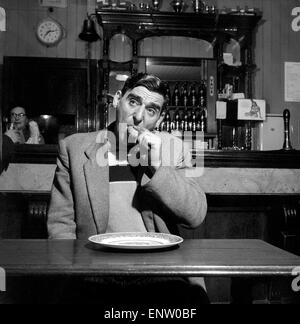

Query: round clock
36,18,64,47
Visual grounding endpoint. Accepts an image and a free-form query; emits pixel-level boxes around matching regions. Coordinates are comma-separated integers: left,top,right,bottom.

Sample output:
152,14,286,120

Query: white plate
88,232,184,250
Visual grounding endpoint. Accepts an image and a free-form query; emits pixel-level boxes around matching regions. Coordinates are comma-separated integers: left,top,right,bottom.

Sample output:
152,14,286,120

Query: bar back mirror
1,56,98,164
139,57,218,134
109,33,133,63
144,58,204,81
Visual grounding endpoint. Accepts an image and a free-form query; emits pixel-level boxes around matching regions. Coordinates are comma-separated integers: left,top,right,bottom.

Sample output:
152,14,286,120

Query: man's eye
129,100,138,106
147,108,157,116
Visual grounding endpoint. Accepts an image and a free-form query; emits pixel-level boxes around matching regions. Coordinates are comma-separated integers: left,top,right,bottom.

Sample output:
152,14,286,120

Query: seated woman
7,106,44,144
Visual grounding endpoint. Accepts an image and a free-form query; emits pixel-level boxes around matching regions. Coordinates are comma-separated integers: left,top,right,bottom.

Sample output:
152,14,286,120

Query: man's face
114,86,165,141
10,107,28,131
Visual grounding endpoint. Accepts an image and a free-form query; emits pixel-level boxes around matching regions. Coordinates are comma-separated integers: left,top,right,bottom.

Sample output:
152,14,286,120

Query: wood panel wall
0,0,101,61
0,0,300,147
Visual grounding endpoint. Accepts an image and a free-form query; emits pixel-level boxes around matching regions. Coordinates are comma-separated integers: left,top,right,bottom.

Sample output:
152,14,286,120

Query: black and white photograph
0,0,300,310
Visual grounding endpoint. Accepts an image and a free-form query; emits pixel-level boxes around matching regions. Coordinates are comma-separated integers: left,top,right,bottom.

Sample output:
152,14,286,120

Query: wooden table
0,239,299,277
1,239,299,304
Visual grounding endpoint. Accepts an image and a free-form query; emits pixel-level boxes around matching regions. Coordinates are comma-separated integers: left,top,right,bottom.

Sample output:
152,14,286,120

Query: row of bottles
159,108,207,133
164,81,207,108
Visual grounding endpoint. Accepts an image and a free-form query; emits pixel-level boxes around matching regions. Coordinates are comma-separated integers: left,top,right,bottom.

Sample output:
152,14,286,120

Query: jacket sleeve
142,139,207,229
47,139,77,239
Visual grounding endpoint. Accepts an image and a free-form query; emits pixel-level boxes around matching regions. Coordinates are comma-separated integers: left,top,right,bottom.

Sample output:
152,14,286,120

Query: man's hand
130,125,162,171
5,129,22,144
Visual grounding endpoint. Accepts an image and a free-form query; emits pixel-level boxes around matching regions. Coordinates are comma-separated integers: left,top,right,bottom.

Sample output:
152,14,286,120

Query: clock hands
45,29,58,37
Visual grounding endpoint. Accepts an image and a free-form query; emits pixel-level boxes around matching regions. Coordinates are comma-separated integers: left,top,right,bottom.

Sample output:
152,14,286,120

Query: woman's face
10,107,28,131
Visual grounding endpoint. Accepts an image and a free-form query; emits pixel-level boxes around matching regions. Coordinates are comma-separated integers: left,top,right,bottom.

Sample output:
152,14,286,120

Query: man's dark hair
121,73,167,109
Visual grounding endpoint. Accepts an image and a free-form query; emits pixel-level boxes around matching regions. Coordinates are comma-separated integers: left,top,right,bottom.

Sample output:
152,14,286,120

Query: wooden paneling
0,0,92,61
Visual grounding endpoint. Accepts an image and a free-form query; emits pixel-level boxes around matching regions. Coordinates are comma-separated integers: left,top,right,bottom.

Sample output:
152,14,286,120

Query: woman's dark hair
121,73,167,109
9,105,27,117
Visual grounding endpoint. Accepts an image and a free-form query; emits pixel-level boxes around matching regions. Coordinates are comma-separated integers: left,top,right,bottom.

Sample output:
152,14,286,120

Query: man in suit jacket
47,73,209,305
48,73,207,239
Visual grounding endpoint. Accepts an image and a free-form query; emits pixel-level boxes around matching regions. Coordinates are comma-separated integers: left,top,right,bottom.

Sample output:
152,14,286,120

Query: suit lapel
138,168,155,232
84,131,110,234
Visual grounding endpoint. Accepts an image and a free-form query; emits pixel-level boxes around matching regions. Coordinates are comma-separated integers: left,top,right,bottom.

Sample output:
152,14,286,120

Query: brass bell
79,15,100,43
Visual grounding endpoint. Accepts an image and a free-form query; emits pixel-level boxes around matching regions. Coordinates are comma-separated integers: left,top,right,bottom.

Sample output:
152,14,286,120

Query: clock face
36,19,63,46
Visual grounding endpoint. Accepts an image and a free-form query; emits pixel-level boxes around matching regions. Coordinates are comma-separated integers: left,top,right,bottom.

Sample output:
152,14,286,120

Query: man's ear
155,110,166,129
113,91,122,109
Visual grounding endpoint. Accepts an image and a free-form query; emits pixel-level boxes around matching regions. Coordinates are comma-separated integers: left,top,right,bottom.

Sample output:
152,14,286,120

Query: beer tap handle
282,109,294,151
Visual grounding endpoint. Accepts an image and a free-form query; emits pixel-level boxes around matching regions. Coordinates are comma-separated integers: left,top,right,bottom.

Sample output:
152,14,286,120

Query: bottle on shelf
174,109,181,131
164,109,172,133
182,108,190,132
165,83,172,107
191,109,197,133
200,107,207,132
173,83,181,107
190,83,198,107
170,118,175,133
181,82,189,107
198,80,207,108
159,119,165,132
196,110,202,132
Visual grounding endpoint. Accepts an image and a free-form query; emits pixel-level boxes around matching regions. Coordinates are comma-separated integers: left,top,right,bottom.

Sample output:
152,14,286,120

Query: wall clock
36,18,64,47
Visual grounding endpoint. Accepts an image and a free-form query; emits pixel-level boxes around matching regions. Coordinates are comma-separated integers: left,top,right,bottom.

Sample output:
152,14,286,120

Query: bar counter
1,149,300,194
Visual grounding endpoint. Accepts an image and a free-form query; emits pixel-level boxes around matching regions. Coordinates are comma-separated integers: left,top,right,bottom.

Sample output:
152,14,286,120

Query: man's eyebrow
145,103,161,111
127,93,162,111
126,94,143,104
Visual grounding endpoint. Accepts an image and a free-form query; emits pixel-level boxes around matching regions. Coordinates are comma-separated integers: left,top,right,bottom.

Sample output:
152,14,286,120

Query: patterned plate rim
88,232,184,249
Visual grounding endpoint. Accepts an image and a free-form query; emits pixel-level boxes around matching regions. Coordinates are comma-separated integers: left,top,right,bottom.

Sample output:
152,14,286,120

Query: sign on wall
291,7,300,32
285,62,300,102
40,0,68,8
0,7,6,31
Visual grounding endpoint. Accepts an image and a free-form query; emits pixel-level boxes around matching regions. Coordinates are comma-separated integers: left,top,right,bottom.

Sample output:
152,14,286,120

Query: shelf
193,150,300,169
173,132,216,136
96,9,262,39
11,144,58,164
218,63,257,73
167,106,207,110
9,144,300,170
